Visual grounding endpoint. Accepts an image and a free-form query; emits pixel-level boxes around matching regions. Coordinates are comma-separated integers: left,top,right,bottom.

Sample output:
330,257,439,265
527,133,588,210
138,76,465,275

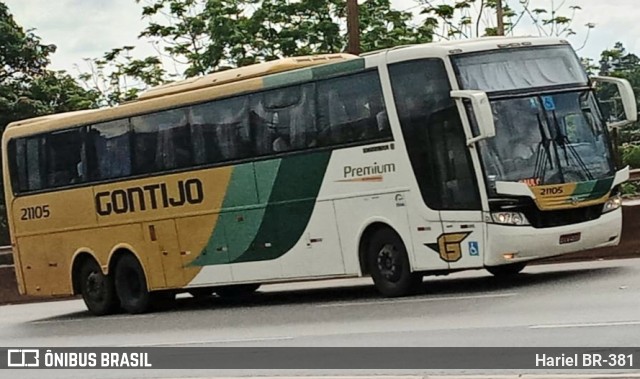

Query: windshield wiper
550,110,594,181
533,113,555,184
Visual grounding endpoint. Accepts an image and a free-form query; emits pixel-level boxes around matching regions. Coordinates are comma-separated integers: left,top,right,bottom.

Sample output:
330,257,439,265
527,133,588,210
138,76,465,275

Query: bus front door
429,108,486,270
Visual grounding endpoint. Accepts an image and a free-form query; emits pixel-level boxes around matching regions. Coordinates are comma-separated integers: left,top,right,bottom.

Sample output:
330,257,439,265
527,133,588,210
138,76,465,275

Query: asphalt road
1,258,640,378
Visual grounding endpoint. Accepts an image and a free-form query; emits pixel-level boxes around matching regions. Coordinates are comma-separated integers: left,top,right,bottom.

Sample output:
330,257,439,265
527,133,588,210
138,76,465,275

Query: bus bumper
484,208,622,267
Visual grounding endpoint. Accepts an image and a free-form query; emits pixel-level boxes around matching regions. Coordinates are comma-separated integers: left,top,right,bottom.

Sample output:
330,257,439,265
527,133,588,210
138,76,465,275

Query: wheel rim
85,271,106,303
377,243,402,282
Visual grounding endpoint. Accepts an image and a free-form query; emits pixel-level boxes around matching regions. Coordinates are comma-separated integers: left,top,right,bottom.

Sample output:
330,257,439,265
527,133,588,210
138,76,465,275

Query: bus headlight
603,194,622,214
491,211,530,226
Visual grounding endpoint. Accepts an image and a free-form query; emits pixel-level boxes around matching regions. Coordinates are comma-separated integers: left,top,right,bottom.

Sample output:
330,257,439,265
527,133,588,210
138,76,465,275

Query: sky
4,0,640,77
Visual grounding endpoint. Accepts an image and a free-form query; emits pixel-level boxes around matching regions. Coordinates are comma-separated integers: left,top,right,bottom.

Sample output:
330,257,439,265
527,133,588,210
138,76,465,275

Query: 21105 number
20,205,50,221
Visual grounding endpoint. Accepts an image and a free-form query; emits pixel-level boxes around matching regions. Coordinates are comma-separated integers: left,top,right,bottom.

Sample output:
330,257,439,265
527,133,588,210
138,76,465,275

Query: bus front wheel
114,254,151,314
367,228,422,297
486,262,527,278
79,259,119,316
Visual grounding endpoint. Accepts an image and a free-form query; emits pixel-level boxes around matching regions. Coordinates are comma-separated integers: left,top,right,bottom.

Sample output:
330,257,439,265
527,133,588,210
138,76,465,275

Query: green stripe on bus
232,151,331,263
310,58,365,80
574,177,613,200
223,159,282,263
262,58,365,89
192,152,330,266
191,162,276,266
263,69,314,89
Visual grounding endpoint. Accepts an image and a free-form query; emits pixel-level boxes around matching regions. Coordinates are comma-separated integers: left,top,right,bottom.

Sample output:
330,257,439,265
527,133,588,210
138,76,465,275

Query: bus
3,37,637,315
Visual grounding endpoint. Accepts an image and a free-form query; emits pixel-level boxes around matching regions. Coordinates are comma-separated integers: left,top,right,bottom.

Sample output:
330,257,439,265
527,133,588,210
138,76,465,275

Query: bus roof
363,36,569,58
138,54,355,100
4,53,357,134
3,36,572,136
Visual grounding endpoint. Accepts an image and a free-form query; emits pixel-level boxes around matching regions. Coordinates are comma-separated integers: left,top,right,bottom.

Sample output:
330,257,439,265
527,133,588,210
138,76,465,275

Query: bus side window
89,119,132,180
10,139,27,192
132,109,192,174
190,96,251,163
25,137,45,191
317,71,390,147
45,129,84,188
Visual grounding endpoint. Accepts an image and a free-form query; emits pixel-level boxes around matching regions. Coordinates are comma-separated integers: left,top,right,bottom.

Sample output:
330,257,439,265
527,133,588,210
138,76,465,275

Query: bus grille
524,203,604,228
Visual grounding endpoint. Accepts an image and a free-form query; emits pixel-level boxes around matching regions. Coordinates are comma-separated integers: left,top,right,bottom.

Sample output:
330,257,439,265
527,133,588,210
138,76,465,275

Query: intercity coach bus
3,37,637,315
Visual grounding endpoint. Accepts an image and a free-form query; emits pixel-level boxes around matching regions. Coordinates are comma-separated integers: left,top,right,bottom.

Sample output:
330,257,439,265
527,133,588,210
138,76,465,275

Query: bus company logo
336,162,396,183
425,232,472,263
569,195,581,206
95,179,204,216
7,349,40,367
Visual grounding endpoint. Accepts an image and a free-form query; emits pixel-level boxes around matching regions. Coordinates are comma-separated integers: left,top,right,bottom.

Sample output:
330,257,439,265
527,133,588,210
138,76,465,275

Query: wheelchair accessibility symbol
469,241,479,256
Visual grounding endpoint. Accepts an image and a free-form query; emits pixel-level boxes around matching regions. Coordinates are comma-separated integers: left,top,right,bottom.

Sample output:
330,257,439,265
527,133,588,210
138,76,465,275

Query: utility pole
346,0,360,55
496,0,505,36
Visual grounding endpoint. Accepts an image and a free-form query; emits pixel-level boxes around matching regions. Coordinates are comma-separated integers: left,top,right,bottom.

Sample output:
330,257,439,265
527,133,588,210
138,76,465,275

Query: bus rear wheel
487,262,527,278
79,259,119,316
114,254,151,314
215,283,261,298
367,228,422,297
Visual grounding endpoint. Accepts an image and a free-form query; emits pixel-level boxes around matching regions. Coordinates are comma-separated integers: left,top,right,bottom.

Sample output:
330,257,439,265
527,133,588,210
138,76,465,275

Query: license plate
559,232,581,244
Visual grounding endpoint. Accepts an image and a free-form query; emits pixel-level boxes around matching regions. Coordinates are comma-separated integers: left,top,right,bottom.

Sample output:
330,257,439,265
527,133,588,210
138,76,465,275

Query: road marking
530,320,640,329
317,292,517,308
120,336,294,347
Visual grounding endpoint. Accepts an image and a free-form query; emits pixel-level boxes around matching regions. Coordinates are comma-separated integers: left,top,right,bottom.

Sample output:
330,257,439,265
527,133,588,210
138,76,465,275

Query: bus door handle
48,262,58,267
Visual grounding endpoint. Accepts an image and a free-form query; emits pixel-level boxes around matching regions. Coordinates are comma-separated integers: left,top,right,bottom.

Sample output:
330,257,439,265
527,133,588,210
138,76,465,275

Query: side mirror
592,76,638,129
450,90,496,145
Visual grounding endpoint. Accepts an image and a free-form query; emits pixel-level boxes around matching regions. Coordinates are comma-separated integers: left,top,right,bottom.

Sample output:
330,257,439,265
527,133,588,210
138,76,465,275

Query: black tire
114,254,152,314
367,228,422,297
215,283,261,298
78,259,119,316
487,262,527,278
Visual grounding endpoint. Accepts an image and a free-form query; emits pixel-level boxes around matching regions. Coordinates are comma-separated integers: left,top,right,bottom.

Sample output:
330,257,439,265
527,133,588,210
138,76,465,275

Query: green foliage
80,0,433,101
421,0,589,39
78,46,168,106
621,182,638,196
0,1,99,244
134,0,431,72
597,42,640,135
622,144,640,169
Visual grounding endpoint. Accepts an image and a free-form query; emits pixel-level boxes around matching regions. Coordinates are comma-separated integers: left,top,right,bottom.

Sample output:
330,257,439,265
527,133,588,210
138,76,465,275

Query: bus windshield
453,45,588,92
476,91,614,187
452,45,615,187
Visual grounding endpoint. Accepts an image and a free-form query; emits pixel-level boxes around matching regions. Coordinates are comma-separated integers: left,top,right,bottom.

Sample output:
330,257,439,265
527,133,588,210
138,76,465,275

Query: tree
78,0,433,103
249,0,432,59
421,0,593,41
77,46,167,106
135,0,258,76
0,2,98,126
0,2,99,244
596,42,640,146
